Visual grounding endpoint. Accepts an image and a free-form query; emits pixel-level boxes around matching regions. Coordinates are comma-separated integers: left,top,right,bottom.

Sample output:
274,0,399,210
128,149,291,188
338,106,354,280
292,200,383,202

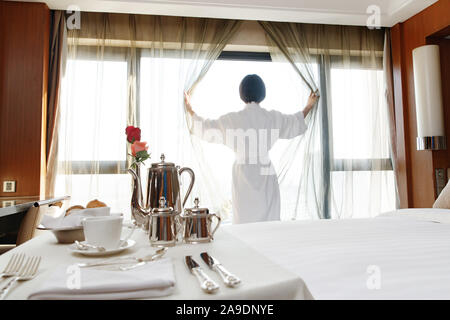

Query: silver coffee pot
128,153,195,228
182,197,221,244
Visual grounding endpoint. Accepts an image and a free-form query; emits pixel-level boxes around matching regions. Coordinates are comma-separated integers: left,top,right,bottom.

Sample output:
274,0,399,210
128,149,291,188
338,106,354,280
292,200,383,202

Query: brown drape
383,29,400,207
383,29,397,160
45,10,65,197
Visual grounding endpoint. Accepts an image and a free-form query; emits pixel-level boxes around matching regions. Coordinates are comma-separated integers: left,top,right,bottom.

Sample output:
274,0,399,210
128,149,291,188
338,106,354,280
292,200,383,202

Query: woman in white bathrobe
185,74,318,224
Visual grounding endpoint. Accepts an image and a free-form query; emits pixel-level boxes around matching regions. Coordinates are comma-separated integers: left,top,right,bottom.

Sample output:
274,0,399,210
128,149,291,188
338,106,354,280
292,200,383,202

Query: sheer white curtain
139,17,242,219
181,19,242,216
259,21,325,220
56,12,241,218
189,59,314,219
55,12,396,221
260,22,396,219
327,64,396,218
56,15,131,213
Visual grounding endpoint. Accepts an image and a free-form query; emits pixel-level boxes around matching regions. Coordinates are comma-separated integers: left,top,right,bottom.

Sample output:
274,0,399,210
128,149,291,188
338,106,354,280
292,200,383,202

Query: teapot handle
178,167,195,208
209,213,222,240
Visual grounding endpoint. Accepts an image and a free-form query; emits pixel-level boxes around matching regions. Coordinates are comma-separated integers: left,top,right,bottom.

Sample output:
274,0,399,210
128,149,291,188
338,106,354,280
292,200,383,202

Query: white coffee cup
82,215,133,250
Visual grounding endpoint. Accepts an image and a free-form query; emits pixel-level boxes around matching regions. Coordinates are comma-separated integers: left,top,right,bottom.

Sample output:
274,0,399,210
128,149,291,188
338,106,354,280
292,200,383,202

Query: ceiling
16,0,438,27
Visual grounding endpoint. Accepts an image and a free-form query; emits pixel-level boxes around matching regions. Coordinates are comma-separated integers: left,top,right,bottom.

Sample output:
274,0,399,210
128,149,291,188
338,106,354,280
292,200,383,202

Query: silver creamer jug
182,198,221,244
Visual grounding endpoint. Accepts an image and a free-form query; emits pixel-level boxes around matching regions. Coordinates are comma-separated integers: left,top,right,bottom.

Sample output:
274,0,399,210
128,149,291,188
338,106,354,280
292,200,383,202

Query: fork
0,253,25,279
0,256,41,300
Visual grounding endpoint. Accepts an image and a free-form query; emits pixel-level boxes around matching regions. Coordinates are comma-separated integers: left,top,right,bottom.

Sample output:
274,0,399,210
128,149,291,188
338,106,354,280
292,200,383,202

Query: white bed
224,208,450,299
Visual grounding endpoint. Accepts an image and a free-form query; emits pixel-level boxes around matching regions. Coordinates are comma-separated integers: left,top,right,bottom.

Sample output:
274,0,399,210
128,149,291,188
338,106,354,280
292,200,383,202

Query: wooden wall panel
428,38,450,188
391,24,412,208
391,0,450,208
0,1,50,197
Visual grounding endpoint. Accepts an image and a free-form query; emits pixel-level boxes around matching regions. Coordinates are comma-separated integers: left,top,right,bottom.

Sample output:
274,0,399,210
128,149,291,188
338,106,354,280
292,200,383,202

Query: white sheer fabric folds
55,12,396,221
56,12,241,218
260,22,396,219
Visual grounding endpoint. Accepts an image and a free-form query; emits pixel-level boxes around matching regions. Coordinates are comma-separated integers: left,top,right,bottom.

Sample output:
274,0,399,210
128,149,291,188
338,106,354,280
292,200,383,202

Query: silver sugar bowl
182,198,221,244
148,196,180,247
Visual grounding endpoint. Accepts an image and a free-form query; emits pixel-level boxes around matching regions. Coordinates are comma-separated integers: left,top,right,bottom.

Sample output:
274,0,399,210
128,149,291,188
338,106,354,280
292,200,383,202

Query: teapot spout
128,167,151,224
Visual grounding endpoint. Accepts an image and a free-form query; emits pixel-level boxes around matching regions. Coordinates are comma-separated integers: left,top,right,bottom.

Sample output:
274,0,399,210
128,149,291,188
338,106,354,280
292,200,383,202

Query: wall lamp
412,44,446,150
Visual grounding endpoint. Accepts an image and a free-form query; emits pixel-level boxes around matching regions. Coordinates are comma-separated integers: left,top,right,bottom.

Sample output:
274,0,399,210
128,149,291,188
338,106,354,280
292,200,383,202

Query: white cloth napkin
40,207,111,229
28,258,175,300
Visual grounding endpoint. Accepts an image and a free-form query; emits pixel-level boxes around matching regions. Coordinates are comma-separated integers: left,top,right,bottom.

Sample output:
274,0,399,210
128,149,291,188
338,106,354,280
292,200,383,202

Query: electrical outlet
3,181,16,193
2,200,16,207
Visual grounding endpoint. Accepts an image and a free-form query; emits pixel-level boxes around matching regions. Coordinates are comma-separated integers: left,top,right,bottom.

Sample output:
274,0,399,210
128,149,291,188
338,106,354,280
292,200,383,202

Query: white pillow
433,180,450,209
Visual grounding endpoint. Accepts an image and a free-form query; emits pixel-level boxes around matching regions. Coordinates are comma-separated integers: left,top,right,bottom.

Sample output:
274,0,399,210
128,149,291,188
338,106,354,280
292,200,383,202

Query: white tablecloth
0,227,311,300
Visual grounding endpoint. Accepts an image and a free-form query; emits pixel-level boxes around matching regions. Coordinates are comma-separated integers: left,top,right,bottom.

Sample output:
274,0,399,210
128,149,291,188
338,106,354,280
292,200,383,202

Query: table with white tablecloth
0,226,311,300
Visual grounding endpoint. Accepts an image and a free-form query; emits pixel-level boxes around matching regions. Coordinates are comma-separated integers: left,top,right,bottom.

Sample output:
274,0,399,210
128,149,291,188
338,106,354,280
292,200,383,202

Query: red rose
125,126,141,143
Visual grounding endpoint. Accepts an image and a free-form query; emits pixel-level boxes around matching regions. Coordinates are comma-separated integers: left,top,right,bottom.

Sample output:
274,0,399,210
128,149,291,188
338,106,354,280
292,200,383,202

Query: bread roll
65,205,85,216
51,201,63,208
86,199,107,208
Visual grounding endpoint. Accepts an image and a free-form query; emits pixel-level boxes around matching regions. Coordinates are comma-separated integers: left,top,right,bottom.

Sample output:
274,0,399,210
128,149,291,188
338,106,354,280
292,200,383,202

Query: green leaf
133,150,150,164
135,150,145,157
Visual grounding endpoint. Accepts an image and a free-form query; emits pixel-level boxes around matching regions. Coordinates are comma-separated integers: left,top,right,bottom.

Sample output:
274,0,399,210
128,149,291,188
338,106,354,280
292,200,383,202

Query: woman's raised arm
302,91,320,117
184,92,196,116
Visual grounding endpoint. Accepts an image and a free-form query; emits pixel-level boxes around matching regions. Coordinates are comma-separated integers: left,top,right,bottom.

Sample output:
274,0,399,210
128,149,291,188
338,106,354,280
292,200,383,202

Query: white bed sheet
224,209,450,299
378,208,450,223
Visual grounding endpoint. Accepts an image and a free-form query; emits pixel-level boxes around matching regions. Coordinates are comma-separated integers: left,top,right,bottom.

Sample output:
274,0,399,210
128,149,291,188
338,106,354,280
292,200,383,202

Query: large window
57,49,396,220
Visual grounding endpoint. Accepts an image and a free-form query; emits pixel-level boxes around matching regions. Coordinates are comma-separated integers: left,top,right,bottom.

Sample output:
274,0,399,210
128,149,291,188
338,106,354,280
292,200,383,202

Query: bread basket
37,225,85,244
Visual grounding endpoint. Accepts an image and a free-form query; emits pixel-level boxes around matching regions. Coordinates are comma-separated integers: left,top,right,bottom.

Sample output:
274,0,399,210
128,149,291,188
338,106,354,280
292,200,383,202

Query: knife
185,256,219,294
200,252,241,287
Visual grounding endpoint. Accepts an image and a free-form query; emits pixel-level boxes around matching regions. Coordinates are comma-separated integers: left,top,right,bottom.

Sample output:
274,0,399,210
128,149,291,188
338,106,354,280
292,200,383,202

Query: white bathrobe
191,102,307,224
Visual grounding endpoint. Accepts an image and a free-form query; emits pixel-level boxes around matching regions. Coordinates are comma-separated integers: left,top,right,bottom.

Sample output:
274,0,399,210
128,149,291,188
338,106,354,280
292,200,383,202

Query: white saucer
68,239,136,256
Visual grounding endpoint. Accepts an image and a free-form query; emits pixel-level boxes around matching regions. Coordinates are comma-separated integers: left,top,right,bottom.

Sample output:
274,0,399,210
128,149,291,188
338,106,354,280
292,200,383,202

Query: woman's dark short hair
239,74,266,103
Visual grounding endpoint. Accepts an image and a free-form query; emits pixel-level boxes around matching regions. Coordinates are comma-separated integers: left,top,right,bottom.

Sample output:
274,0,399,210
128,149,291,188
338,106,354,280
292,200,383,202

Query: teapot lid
151,196,174,214
185,198,209,215
151,154,175,168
